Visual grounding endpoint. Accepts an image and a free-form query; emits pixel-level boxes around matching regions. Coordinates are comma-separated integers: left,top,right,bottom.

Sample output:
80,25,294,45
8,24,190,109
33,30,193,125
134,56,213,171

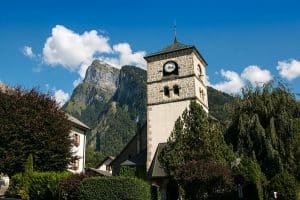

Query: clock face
164,61,176,73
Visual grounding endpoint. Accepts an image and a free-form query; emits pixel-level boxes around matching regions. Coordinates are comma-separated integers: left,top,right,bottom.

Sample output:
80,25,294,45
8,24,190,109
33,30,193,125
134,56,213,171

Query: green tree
0,87,72,176
85,146,105,168
225,82,300,179
159,101,235,199
268,170,297,200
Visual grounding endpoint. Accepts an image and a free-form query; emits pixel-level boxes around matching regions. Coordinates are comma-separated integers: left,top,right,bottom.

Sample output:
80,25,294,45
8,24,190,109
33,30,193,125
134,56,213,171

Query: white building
67,114,91,174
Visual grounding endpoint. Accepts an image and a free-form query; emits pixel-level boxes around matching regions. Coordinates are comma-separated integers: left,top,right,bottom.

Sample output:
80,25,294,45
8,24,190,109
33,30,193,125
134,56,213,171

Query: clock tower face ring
163,61,178,75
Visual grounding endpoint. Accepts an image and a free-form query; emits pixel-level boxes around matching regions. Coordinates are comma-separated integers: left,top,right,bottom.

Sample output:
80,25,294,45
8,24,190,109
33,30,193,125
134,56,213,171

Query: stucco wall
147,100,191,169
68,127,86,174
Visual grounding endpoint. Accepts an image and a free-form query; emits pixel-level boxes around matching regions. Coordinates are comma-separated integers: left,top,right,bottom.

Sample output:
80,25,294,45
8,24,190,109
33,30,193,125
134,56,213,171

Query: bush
80,176,151,200
268,171,297,200
7,171,71,200
58,173,89,200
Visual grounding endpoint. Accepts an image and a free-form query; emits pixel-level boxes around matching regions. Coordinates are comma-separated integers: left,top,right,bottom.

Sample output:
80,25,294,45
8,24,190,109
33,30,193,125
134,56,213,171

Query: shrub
268,171,297,200
80,176,151,200
7,171,71,200
58,173,88,200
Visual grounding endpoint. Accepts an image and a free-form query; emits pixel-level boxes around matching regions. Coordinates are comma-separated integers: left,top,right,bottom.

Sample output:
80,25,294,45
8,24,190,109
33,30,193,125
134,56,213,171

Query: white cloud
241,65,273,86
211,65,273,94
277,59,300,80
112,43,146,68
43,25,111,70
22,46,36,58
212,69,245,94
41,25,147,87
54,89,70,107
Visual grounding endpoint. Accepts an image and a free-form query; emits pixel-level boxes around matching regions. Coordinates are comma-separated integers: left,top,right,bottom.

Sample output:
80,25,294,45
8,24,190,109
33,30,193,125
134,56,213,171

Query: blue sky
1,0,300,104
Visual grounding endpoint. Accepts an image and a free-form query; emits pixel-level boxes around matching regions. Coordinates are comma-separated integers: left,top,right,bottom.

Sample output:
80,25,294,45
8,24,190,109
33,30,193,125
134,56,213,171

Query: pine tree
159,101,235,199
225,82,300,179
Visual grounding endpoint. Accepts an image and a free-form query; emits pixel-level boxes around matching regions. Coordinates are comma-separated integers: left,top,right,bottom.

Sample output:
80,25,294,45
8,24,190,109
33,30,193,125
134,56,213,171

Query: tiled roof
85,168,112,176
67,114,91,130
144,38,208,65
148,143,168,179
145,39,194,58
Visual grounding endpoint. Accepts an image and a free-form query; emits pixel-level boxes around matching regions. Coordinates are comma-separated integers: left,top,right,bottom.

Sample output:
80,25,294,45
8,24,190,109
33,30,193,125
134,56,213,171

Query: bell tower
144,39,208,169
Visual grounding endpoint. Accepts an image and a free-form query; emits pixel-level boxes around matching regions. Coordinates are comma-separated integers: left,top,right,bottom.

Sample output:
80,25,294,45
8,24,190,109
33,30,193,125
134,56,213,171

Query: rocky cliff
64,60,147,155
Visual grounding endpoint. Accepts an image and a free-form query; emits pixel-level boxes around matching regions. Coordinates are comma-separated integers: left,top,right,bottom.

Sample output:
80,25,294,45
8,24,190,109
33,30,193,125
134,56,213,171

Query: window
73,133,80,147
106,165,112,172
198,64,203,77
173,85,179,96
199,88,205,100
164,86,170,97
71,158,80,170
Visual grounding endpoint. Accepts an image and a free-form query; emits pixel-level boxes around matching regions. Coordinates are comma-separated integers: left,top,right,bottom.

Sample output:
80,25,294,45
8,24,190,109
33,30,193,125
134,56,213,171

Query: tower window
173,85,180,96
199,88,205,100
164,86,170,97
198,64,203,77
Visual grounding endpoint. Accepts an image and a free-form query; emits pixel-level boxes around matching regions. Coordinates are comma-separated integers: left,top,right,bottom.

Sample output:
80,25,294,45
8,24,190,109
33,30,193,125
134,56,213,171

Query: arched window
164,86,170,97
173,85,179,96
198,64,202,77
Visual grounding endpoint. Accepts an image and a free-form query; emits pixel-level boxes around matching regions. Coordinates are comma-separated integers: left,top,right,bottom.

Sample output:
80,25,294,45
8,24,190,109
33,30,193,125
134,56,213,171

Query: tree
225,82,300,179
268,170,297,200
0,87,72,176
85,146,105,168
159,101,235,199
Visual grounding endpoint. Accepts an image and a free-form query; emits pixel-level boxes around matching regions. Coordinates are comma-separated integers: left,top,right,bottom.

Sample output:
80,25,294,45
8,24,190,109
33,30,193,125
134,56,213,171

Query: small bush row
8,171,151,200
7,171,71,200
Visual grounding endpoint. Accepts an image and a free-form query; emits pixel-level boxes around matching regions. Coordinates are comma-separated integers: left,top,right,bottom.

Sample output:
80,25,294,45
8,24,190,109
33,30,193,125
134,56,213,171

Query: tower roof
144,39,207,65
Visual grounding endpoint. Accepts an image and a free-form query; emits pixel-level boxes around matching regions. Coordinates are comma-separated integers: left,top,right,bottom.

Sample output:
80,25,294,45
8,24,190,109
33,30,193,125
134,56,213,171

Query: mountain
64,60,234,156
64,60,146,155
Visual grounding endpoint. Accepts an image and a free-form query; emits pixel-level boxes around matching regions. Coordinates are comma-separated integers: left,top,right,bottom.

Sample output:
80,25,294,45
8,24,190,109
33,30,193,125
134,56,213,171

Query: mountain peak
83,60,120,91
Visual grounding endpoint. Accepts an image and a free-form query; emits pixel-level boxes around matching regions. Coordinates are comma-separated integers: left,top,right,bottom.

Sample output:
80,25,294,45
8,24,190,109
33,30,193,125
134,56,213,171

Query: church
110,38,208,199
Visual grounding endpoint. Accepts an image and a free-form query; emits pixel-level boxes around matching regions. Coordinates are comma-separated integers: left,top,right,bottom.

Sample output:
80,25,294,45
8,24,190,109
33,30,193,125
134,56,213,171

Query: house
83,156,115,177
110,124,147,176
67,114,91,174
96,156,115,174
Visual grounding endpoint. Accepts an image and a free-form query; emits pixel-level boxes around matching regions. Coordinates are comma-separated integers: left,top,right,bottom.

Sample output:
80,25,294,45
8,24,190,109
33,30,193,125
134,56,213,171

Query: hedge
80,176,151,200
58,173,89,200
7,171,71,200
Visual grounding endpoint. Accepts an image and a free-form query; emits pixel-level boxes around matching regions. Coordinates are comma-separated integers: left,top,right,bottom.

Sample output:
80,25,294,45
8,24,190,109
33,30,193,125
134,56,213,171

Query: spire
173,20,177,43
173,36,178,44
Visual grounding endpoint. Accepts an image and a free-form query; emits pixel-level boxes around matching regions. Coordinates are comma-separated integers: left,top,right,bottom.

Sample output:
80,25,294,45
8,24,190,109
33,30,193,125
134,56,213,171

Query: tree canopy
225,82,300,179
159,101,236,199
0,87,72,176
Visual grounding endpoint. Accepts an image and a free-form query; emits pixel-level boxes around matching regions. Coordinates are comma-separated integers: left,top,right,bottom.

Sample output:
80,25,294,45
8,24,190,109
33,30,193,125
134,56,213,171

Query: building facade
67,114,90,174
110,39,209,200
144,39,208,170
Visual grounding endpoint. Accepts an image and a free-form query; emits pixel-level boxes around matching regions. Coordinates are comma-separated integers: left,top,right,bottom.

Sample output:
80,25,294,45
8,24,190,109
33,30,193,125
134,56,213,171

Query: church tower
144,39,209,169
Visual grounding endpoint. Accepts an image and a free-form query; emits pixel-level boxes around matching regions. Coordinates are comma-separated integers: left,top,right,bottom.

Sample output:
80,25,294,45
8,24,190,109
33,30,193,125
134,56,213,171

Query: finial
173,20,177,43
